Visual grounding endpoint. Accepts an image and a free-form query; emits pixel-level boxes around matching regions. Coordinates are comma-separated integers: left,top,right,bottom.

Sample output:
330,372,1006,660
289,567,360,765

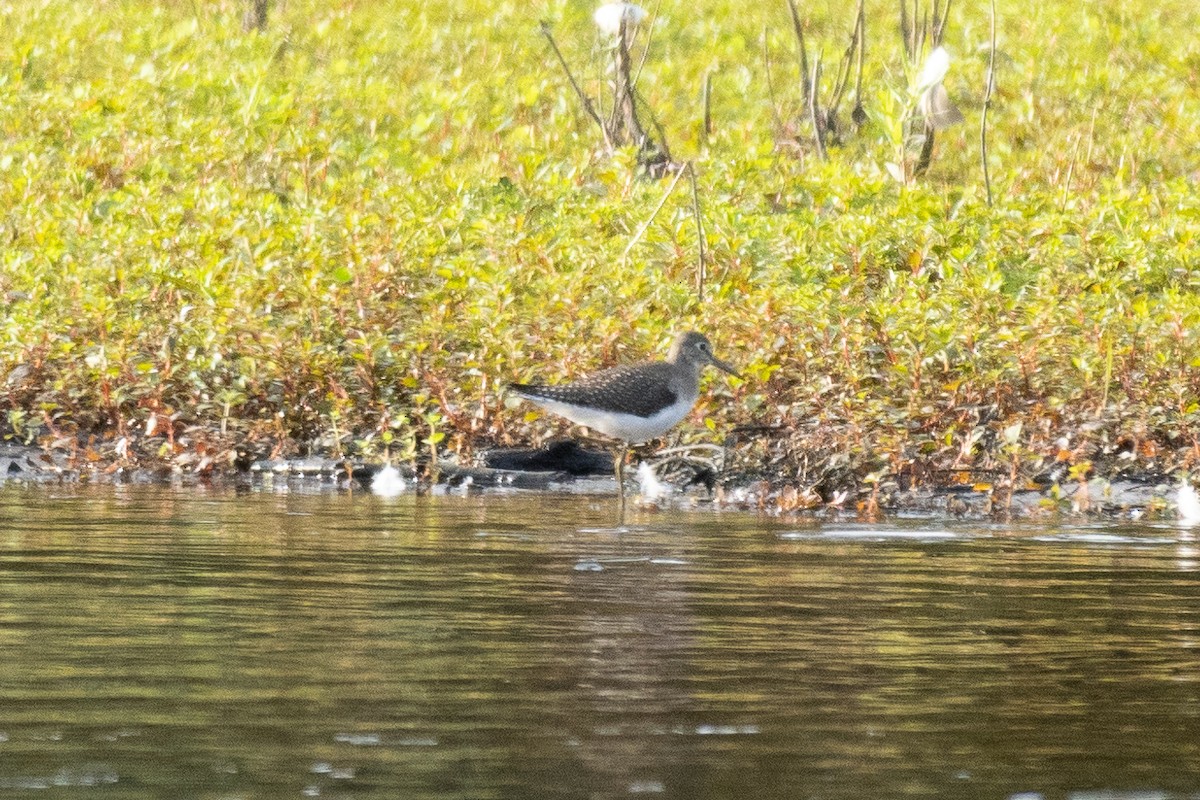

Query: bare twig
934,0,952,45
809,57,827,159
851,0,867,126
1084,105,1098,168
919,8,929,55
828,11,860,107
701,70,714,144
981,0,996,205
621,166,688,265
638,89,674,164
243,0,269,31
763,27,785,135
784,0,811,104
631,0,662,91
585,14,673,173
613,18,657,162
1060,133,1081,208
541,22,612,148
688,163,707,302
593,37,610,130
825,8,862,133
910,0,919,60
609,19,632,138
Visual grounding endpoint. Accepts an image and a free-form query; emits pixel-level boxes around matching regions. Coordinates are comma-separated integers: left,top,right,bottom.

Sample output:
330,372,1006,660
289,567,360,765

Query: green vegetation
2,0,1200,503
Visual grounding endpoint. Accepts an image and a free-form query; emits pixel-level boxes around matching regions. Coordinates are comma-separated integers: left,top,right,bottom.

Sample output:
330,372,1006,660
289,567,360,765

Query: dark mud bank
0,442,1184,521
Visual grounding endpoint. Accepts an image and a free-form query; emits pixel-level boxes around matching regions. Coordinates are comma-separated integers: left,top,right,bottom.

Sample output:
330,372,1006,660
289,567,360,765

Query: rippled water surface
2,485,1199,800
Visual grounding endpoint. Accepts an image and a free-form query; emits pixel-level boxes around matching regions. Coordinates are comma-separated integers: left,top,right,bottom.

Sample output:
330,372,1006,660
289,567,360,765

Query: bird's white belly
533,396,695,443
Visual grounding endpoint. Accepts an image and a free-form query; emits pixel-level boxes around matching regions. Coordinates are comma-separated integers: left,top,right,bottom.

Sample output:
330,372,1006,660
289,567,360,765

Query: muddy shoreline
0,440,1183,522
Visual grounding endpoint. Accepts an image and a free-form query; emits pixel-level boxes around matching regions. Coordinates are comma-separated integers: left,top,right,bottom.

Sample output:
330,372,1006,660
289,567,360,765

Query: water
1,486,1199,800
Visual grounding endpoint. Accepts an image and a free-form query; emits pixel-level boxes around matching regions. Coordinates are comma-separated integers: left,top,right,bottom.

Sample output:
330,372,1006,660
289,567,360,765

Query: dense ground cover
2,0,1200,506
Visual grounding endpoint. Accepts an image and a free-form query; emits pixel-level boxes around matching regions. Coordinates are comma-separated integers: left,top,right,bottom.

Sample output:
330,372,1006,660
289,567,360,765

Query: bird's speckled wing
509,363,679,418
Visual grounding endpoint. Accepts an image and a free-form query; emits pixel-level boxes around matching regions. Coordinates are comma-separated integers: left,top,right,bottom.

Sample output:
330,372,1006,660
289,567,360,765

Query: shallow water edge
0,440,1184,523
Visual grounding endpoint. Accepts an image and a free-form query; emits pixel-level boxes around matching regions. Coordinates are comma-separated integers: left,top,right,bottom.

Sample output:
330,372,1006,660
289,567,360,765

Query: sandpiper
508,331,739,506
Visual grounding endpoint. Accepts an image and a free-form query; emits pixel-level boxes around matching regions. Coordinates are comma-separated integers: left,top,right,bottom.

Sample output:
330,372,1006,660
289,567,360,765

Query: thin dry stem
763,27,785,135
934,0,952,45
784,0,811,104
809,57,827,159
640,91,674,164
621,166,687,265
701,70,714,144
825,8,863,133
243,0,268,31
981,0,996,205
852,0,866,124
688,163,707,303
630,0,661,91
540,22,612,149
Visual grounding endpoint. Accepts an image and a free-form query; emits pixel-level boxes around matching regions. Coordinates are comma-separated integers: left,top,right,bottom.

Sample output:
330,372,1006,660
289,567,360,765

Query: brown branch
637,88,674,165
540,22,612,148
809,57,827,159
701,69,714,144
614,18,650,149
784,0,811,104
631,0,662,92
243,0,268,31
763,27,785,135
622,166,687,265
688,163,707,303
588,15,672,173
852,0,867,126
911,0,920,60
825,7,862,133
934,0,952,45
981,0,996,205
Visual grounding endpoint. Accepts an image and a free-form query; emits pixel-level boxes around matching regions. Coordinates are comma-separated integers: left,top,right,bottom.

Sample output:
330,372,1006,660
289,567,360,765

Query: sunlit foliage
1,0,1199,493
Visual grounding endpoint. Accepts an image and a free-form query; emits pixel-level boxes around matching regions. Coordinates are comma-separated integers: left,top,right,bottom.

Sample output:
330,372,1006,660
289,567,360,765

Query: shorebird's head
669,331,740,378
